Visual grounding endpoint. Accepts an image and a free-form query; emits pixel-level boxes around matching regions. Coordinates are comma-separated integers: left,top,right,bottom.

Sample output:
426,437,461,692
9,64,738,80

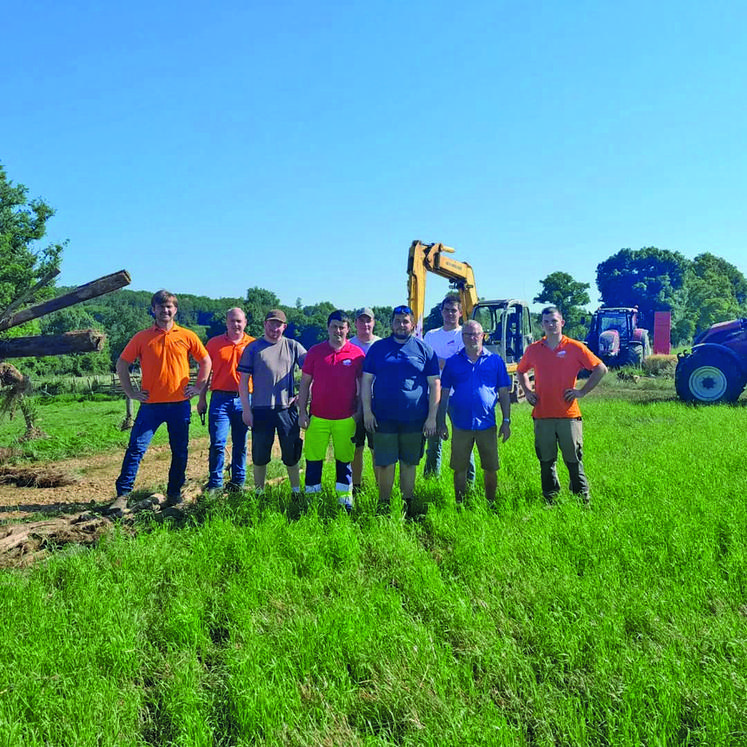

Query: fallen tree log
0,269,131,332
0,330,106,359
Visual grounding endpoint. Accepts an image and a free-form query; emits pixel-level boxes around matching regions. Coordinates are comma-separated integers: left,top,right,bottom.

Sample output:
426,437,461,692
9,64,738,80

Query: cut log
0,329,106,358
0,270,131,332
0,268,60,325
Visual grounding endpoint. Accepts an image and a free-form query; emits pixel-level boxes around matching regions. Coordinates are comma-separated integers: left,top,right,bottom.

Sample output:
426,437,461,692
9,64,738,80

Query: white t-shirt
349,334,381,355
423,326,463,364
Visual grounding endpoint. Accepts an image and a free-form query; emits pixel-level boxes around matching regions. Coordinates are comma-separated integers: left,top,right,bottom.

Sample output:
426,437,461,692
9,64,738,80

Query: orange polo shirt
516,336,602,419
206,333,255,393
121,324,208,403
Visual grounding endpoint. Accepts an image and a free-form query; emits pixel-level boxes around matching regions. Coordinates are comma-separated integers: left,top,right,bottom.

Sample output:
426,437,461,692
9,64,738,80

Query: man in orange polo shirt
517,306,607,505
197,307,255,492
108,290,211,516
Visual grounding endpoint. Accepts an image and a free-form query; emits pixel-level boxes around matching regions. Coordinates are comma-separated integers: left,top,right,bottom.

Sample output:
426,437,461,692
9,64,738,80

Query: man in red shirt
109,290,211,515
517,306,607,505
297,310,364,511
198,308,255,492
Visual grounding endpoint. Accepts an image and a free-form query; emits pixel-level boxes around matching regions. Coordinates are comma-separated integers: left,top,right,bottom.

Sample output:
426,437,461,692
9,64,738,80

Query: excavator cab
472,300,533,364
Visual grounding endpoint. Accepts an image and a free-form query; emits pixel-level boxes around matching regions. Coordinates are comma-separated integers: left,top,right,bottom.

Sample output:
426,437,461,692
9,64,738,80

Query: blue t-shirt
363,335,440,423
441,348,511,430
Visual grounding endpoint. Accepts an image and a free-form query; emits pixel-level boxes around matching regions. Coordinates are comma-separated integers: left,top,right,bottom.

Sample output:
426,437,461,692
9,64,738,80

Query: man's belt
213,389,240,396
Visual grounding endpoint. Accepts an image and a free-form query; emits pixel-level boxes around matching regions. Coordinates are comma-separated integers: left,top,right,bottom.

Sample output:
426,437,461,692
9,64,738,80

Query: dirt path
0,436,215,522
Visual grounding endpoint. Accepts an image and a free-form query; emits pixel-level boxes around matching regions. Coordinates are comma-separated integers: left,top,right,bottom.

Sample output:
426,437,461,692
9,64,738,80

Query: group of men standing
107,290,607,517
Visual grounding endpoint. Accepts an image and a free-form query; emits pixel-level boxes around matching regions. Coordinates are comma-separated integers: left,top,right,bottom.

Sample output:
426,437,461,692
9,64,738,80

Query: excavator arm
406,240,478,336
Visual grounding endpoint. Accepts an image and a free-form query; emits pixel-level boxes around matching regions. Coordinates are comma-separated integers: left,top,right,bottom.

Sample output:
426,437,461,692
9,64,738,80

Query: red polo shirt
302,340,364,419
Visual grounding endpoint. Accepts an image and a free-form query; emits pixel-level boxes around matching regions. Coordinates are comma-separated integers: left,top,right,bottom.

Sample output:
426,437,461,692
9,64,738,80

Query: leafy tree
596,247,690,335
370,306,393,338
0,163,64,313
534,271,590,339
245,287,281,337
685,253,747,336
286,301,336,349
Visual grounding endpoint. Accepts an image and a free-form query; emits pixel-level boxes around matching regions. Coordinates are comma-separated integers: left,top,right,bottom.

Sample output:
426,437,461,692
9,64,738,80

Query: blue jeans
425,432,476,482
115,400,191,498
208,391,249,488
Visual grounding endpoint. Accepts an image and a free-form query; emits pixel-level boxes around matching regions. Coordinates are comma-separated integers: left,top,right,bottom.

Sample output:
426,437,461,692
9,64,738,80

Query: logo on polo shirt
556,350,567,357
342,359,352,366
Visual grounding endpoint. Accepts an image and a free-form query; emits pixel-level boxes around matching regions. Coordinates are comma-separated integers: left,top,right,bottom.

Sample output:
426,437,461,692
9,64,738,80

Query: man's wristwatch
503,418,511,424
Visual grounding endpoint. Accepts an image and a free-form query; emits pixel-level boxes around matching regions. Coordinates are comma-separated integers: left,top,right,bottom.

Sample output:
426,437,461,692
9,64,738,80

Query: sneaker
106,494,130,518
225,481,244,493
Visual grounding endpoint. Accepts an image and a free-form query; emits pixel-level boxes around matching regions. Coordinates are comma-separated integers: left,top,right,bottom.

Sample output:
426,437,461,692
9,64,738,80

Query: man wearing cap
297,310,364,510
238,309,306,494
108,289,211,516
361,305,440,515
197,307,255,492
349,307,381,493
437,320,511,505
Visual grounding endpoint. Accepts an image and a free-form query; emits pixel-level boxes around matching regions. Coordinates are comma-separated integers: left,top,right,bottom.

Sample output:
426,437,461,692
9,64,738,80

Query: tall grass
1,396,746,744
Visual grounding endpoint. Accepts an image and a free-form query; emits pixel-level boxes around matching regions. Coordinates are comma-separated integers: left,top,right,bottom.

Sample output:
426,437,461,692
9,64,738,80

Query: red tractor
675,318,747,403
585,307,651,367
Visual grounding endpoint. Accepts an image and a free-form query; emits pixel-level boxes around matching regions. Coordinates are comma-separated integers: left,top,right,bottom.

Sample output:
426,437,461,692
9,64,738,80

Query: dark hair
540,306,562,318
440,294,461,310
327,309,350,326
151,289,178,308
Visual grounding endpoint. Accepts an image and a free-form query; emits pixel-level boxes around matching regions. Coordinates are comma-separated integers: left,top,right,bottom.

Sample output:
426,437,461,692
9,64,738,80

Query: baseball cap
264,309,287,323
355,307,375,319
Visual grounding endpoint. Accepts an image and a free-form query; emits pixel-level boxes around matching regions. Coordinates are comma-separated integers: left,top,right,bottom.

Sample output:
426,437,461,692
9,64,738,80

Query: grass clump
1,396,747,744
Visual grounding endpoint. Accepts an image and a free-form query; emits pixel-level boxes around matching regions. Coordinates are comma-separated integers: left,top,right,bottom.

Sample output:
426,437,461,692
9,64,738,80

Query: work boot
106,494,130,518
164,493,185,509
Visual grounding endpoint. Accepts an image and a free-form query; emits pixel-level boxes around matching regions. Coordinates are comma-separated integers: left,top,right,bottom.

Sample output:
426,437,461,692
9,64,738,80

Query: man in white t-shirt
349,307,381,492
423,294,474,482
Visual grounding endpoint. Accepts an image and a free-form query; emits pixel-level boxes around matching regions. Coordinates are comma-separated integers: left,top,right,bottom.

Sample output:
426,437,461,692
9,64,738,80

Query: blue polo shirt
441,348,511,430
363,335,440,423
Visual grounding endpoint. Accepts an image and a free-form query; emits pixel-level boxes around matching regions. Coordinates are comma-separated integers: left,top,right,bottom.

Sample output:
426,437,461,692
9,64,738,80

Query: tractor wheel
625,342,644,368
675,352,745,404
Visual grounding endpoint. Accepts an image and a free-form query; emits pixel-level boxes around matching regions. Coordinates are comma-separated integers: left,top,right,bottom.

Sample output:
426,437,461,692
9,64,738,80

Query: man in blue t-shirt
438,320,511,505
362,305,440,514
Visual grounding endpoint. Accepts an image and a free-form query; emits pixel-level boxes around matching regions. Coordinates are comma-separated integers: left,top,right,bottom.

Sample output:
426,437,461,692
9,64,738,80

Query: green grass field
1,383,746,745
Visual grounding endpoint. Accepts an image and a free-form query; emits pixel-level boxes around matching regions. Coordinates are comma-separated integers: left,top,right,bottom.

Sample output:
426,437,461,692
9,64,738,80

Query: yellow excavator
406,240,534,401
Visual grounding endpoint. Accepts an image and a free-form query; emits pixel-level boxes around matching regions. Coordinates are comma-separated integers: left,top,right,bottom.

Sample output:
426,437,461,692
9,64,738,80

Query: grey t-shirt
237,337,307,408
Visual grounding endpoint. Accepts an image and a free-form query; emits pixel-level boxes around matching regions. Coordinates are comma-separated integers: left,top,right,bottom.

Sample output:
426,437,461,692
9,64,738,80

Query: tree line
3,161,747,379
533,247,747,345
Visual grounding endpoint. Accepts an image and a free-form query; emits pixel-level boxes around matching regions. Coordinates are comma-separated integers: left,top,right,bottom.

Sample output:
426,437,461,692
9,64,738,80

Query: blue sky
3,0,746,314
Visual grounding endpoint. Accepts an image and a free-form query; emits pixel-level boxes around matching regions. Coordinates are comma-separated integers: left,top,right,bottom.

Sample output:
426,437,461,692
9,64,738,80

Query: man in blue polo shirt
437,319,511,505
362,305,440,514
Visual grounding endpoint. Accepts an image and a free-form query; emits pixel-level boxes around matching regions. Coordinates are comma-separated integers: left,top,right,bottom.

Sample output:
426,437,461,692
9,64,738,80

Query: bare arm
361,372,376,432
423,375,440,437
297,372,312,429
185,355,211,399
197,369,213,416
436,387,451,440
564,362,608,402
518,370,537,407
239,372,254,428
116,356,148,403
